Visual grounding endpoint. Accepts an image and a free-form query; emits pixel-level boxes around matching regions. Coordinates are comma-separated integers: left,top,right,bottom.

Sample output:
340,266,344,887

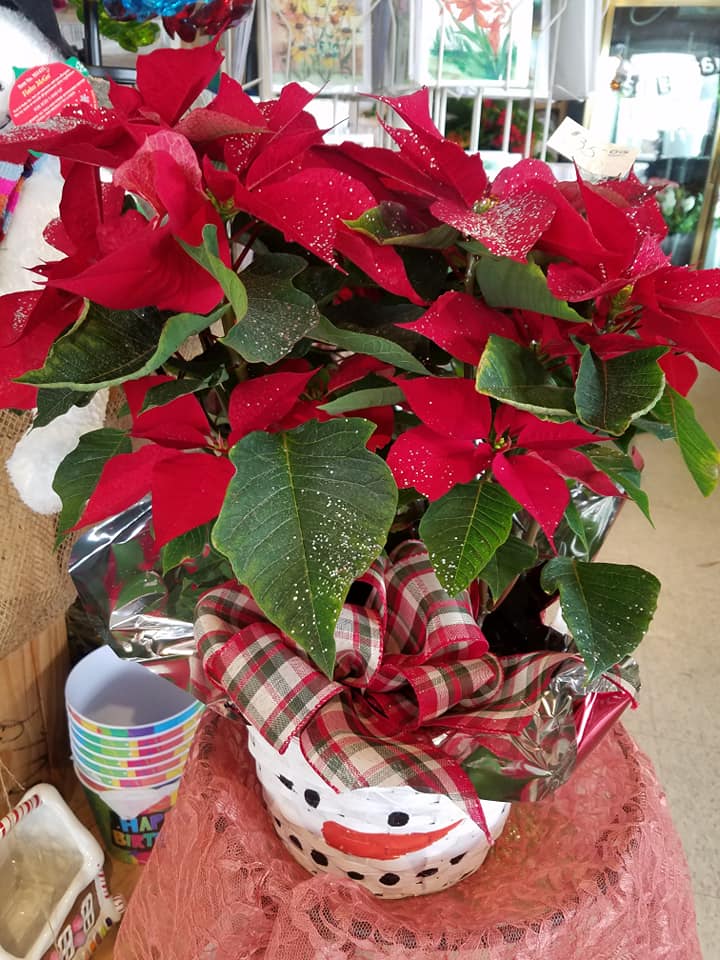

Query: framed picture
412,0,536,88
263,0,374,94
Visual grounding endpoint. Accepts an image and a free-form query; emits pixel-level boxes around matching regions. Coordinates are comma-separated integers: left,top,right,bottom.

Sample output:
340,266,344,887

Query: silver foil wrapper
68,492,638,802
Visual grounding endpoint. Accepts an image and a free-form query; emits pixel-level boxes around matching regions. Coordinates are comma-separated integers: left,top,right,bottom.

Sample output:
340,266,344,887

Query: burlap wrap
0,410,75,659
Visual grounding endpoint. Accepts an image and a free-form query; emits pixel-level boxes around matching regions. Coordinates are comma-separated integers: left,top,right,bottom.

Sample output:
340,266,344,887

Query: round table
115,713,701,959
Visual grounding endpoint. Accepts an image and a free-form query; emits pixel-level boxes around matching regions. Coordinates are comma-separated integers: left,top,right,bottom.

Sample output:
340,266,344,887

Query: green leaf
116,570,165,609
19,304,161,389
561,492,591,556
540,557,660,681
475,335,576,420
213,418,398,676
653,386,720,496
179,223,248,324
344,203,459,249
462,746,535,802
309,315,429,375
161,524,212,575
34,389,92,428
19,301,227,390
141,368,228,412
319,385,404,415
574,346,667,435
419,480,518,595
580,443,651,522
477,536,538,602
475,255,588,322
219,253,320,363
53,428,131,539
631,415,675,441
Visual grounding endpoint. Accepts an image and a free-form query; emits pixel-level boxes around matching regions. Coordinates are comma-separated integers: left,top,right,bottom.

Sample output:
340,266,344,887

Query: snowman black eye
387,811,409,827
304,788,320,807
379,872,401,886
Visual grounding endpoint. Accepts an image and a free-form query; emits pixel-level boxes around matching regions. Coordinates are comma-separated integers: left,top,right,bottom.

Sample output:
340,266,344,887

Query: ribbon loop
194,542,593,833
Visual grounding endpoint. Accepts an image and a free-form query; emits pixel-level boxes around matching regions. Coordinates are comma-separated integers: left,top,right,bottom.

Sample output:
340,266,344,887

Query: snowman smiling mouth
321,819,462,860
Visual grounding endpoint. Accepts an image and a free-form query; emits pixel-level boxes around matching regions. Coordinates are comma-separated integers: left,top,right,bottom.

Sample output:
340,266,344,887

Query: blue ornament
104,0,210,23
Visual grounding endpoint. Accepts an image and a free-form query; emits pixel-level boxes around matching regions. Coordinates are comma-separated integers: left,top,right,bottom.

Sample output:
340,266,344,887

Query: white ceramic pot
248,728,510,899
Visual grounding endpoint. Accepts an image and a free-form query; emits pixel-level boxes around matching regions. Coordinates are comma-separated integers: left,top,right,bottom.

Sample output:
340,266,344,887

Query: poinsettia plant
1,42,718,681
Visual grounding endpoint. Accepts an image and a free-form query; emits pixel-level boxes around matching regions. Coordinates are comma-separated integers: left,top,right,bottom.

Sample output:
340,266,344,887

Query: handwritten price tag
547,117,638,180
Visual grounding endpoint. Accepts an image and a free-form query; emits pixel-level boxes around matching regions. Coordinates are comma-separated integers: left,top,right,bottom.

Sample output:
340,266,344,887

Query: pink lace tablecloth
115,713,701,960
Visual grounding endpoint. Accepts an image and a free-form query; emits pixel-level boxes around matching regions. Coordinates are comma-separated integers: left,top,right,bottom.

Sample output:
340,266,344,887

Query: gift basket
0,40,717,904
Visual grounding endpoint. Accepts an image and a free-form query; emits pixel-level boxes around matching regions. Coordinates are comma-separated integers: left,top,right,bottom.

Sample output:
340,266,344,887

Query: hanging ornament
163,0,253,41
103,0,194,24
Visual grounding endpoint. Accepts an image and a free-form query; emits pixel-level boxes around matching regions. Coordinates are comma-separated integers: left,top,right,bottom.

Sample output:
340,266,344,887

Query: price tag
8,61,97,127
547,117,638,180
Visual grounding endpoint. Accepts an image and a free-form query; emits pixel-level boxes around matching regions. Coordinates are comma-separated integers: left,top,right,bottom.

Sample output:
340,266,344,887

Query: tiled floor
599,365,720,958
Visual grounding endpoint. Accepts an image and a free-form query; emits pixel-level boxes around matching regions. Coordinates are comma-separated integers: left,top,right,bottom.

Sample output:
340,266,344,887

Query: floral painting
269,0,372,92
413,0,536,88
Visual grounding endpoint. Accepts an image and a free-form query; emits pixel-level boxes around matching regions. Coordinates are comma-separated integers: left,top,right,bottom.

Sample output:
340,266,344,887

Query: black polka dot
304,788,320,808
311,849,328,866
387,811,409,827
379,873,400,886
450,852,466,865
416,867,438,878
278,775,294,790
347,870,365,880
288,835,302,850
274,816,281,827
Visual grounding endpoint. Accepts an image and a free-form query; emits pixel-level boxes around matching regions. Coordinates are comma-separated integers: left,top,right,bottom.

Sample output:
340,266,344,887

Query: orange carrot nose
321,819,461,860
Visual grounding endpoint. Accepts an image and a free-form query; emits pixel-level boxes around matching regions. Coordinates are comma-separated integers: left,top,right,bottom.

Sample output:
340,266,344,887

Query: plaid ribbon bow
195,542,574,837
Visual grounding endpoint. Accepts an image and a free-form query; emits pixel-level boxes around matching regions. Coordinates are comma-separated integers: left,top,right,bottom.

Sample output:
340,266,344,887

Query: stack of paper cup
65,646,203,865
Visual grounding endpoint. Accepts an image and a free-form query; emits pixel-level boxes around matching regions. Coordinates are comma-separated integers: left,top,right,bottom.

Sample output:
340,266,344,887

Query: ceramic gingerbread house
0,784,124,960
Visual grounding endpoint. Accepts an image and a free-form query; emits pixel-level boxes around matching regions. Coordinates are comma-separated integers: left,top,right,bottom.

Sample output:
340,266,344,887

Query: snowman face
248,729,510,899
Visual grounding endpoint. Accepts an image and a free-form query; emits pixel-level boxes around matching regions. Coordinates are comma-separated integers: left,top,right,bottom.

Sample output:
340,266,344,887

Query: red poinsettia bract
387,377,616,540
74,377,234,547
228,356,394,450
75,357,396,546
40,136,229,313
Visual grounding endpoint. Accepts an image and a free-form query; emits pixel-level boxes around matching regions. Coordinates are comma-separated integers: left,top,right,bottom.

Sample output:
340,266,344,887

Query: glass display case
589,1,720,268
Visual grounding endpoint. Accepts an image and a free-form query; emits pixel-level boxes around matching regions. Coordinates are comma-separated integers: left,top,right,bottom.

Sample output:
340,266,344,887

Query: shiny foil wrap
69,493,639,803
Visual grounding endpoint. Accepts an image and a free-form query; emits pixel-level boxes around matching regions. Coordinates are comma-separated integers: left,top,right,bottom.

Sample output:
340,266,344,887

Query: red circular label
8,62,97,126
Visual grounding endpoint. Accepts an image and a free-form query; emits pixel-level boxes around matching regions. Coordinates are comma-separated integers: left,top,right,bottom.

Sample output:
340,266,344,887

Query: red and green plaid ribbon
195,541,572,837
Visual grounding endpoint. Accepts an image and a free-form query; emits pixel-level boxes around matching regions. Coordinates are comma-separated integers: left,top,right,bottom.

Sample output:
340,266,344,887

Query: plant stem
93,166,104,223
524,518,540,547
485,519,542,611
464,251,477,295
232,222,262,272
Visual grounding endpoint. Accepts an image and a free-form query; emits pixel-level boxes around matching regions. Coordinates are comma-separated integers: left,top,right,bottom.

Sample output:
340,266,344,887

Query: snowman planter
195,544,608,900
248,728,510,899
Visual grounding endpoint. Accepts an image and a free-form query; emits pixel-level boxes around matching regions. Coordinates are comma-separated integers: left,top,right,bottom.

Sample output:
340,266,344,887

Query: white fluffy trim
7,390,109,515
